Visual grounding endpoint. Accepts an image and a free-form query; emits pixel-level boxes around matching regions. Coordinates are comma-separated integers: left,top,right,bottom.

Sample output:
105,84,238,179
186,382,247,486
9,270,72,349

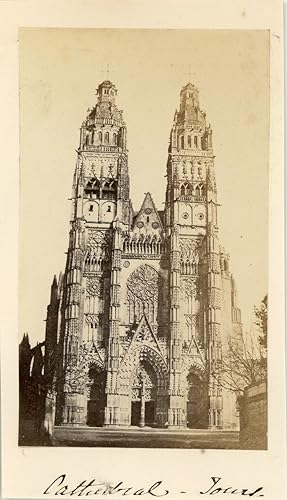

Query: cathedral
44,80,242,431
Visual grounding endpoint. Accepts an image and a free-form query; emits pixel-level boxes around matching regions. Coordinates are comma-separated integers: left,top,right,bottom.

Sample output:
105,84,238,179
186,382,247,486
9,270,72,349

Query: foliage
219,295,267,394
254,295,267,370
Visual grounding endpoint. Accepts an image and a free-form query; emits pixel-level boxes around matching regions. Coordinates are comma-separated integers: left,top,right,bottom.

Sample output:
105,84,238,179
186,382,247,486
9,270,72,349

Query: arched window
113,132,117,145
181,136,185,149
85,134,89,146
104,132,109,144
91,131,95,144
195,185,200,198
187,135,191,147
180,182,191,197
98,131,102,143
185,183,191,196
102,179,117,200
194,136,198,148
84,178,100,198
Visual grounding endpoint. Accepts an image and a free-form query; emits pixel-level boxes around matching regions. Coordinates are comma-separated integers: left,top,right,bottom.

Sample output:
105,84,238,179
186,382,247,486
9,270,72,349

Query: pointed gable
131,314,161,350
132,192,163,237
121,313,166,366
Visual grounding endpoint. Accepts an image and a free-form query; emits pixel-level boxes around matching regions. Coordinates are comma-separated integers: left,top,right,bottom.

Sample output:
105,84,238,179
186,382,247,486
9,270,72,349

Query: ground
50,426,240,449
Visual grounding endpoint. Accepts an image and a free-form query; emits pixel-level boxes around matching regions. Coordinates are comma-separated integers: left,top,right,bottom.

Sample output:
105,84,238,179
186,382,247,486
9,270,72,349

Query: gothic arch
138,344,168,386
64,341,105,395
181,362,208,429
199,183,205,197
186,369,208,428
130,358,157,402
79,343,105,374
180,181,191,197
119,345,168,427
85,178,100,198
194,184,200,197
184,361,206,379
86,362,106,426
102,179,117,200
118,343,168,396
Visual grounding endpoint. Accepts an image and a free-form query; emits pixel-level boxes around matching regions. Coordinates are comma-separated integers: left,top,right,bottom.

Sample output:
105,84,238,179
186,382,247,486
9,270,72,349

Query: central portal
131,401,155,427
131,360,157,427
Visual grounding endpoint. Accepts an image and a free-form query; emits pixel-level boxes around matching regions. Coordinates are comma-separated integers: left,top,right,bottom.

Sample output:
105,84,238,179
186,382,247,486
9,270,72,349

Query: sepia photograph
18,28,269,450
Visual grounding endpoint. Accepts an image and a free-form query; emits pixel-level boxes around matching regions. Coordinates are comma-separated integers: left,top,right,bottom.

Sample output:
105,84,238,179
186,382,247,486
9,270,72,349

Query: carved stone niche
182,275,201,303
182,277,197,299
180,239,201,274
86,276,103,297
86,230,110,250
180,238,199,260
85,313,99,326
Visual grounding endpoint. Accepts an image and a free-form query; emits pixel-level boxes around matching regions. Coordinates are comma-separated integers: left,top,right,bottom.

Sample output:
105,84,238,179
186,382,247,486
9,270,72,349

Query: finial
183,65,199,87
99,63,116,83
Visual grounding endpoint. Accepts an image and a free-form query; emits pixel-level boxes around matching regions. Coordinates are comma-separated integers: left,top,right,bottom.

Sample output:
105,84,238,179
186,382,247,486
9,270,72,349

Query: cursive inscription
43,474,169,497
200,477,264,497
43,475,265,497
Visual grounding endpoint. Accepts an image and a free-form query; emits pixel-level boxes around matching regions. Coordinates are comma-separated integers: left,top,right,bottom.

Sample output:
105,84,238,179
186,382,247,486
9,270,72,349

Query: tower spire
169,82,212,153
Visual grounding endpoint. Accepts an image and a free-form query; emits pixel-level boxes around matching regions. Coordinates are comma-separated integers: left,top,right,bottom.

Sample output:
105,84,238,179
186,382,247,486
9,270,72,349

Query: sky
19,28,269,345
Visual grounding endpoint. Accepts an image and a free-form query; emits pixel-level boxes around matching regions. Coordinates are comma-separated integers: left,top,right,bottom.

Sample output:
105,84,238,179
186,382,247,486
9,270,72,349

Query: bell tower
73,79,131,226
56,81,132,426
165,82,223,429
165,82,213,231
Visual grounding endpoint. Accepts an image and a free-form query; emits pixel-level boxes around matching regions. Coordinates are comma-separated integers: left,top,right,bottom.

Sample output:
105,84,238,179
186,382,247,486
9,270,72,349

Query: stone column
61,219,85,425
104,220,122,426
206,160,223,430
139,377,145,428
168,226,185,428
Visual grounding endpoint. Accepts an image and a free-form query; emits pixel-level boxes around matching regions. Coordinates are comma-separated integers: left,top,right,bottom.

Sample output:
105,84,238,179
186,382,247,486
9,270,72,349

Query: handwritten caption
43,474,264,497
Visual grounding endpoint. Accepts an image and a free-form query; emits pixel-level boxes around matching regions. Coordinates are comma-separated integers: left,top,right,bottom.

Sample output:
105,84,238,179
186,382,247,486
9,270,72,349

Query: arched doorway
87,365,105,426
130,360,157,427
186,371,208,428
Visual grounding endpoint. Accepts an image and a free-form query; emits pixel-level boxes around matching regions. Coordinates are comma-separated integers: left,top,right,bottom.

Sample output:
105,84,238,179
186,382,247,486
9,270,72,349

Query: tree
218,295,267,395
254,295,267,370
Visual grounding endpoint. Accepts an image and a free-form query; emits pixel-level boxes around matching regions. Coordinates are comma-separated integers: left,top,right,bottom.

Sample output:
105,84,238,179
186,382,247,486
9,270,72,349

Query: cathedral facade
44,80,242,431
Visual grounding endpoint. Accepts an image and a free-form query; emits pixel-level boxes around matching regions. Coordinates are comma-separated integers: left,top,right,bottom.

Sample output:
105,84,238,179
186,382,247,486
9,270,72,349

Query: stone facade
45,80,242,430
239,380,267,449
